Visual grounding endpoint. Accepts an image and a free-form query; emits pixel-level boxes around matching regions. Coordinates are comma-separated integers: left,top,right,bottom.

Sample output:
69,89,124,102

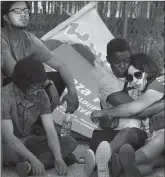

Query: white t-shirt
99,72,125,109
98,66,142,130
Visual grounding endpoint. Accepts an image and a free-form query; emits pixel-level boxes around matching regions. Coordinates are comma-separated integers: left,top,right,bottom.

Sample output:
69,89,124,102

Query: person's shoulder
100,72,115,81
22,30,46,48
38,89,47,96
38,89,49,101
156,75,164,84
149,75,164,87
1,28,8,43
37,89,51,109
22,30,37,40
22,30,44,50
100,71,120,86
2,83,14,100
99,74,121,93
1,28,7,37
147,75,164,93
2,83,13,92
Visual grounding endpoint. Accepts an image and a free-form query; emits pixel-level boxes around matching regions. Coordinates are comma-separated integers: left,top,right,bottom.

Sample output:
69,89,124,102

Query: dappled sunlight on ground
2,143,164,177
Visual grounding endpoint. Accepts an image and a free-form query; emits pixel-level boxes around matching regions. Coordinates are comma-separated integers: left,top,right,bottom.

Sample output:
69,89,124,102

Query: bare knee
117,128,139,144
138,130,165,160
64,136,77,152
70,137,77,152
2,144,23,166
155,130,164,138
153,131,165,146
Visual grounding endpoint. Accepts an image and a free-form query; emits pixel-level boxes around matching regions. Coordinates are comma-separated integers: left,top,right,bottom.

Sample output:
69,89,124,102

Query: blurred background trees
27,1,164,71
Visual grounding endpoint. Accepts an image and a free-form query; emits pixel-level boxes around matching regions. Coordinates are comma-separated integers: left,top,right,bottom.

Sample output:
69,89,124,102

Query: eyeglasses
29,81,46,91
8,8,31,15
29,85,45,92
126,71,143,82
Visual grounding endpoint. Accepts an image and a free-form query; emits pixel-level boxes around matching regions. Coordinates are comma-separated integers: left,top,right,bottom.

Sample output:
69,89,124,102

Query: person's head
1,1,31,28
12,55,47,97
127,53,161,92
107,38,131,78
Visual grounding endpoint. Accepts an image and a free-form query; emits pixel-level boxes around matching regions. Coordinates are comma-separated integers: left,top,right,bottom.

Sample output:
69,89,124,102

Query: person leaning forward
2,58,77,177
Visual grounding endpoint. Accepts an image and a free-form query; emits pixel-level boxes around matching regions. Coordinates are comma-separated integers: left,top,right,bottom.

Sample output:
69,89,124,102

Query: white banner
42,2,114,137
42,2,114,65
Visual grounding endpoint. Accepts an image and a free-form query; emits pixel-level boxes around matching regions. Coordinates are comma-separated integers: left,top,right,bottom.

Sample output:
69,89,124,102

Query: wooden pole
123,1,128,39
34,1,38,36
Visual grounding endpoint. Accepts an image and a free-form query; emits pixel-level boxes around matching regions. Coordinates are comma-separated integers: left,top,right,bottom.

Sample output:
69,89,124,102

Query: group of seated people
1,1,164,177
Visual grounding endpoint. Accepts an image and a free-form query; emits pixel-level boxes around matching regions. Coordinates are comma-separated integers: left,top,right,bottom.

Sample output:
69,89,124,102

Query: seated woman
85,53,164,177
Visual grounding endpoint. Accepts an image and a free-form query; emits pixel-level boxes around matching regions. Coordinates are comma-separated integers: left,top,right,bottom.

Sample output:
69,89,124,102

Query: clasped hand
90,110,103,123
91,110,118,129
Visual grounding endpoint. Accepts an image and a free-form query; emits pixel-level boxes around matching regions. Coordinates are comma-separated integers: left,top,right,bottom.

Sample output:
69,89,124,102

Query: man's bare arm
41,114,68,175
45,57,79,113
106,91,134,106
41,114,63,161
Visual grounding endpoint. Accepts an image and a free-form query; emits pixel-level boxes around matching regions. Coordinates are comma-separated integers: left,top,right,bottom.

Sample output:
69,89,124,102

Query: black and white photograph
1,1,164,177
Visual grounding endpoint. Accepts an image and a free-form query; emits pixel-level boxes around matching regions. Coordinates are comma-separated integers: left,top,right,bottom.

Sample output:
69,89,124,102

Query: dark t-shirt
147,75,164,94
148,75,165,132
2,83,51,137
1,28,54,77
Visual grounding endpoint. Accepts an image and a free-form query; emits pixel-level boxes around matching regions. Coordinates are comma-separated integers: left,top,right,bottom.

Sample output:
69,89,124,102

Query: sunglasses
126,71,143,82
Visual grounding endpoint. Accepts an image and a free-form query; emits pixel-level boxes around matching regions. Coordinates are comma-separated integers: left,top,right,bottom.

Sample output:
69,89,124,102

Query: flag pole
42,2,97,40
123,2,128,39
53,2,72,16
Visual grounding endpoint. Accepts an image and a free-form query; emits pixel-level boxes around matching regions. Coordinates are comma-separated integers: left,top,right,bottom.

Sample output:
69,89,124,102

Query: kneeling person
2,57,77,176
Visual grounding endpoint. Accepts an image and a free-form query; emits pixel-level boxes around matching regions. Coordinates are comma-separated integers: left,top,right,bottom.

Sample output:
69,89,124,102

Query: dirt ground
2,143,164,177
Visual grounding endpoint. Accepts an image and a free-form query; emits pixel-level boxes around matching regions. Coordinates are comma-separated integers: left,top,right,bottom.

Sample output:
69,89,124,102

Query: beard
18,21,29,29
19,25,28,29
10,18,29,29
8,22,29,30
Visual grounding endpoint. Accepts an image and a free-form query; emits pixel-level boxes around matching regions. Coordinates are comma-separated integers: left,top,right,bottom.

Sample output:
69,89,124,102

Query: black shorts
90,127,147,153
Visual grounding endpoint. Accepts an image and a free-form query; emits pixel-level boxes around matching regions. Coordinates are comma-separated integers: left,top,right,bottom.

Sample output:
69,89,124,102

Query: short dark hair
107,38,130,58
12,55,47,92
1,1,31,27
130,53,161,85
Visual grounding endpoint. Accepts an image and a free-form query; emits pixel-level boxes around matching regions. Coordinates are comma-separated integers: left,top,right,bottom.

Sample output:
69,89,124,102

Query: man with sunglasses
2,58,77,177
1,1,78,116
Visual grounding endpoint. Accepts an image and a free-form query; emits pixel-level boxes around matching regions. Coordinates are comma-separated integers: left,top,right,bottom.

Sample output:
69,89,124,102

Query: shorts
90,127,147,153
